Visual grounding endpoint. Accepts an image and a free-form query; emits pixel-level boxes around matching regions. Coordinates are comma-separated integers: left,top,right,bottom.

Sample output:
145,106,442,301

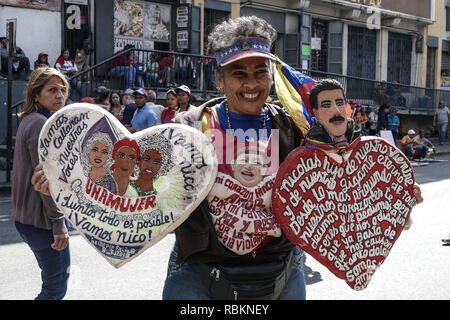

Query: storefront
77,0,210,65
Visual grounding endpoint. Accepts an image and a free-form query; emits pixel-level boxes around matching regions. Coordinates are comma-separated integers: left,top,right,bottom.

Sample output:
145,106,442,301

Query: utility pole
6,21,15,183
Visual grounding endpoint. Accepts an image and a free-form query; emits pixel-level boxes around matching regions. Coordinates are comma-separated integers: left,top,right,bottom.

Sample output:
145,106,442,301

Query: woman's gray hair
81,132,114,177
137,134,174,181
207,16,277,56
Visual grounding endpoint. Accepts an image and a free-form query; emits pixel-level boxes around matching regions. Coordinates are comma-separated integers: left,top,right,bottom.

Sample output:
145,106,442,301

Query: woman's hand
52,233,69,251
31,163,51,196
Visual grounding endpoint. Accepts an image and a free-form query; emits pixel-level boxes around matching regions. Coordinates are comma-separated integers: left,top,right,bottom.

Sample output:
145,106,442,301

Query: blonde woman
12,67,71,300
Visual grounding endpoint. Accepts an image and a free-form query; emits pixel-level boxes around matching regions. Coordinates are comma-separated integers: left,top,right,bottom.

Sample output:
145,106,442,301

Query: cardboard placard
39,104,218,267
272,137,415,290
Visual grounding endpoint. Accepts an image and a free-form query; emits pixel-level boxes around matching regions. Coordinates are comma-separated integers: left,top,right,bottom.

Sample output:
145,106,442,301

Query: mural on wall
113,0,171,52
0,0,61,11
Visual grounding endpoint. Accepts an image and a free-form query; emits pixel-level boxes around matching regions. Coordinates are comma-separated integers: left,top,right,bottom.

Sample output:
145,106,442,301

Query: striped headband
215,37,273,67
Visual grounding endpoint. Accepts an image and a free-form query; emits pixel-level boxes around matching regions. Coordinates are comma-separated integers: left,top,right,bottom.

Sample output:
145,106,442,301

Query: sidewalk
396,137,450,157
425,137,450,156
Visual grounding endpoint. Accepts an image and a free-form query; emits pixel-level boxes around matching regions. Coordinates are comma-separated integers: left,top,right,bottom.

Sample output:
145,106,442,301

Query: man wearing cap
175,85,196,112
128,88,157,133
401,129,426,160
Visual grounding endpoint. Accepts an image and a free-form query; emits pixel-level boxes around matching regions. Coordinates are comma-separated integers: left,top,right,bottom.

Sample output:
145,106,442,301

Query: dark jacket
306,119,362,146
172,97,304,265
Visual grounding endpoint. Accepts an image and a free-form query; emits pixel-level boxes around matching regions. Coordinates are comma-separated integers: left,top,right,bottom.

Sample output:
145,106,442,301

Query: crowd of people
348,100,400,139
76,84,197,134
347,99,448,161
106,45,216,91
372,80,407,107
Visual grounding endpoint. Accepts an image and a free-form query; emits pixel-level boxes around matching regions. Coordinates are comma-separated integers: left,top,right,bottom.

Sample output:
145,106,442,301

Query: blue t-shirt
387,114,399,133
215,100,272,142
131,104,157,130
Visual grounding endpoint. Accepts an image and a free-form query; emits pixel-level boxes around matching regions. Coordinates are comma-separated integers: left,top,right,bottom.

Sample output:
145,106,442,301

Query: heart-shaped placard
272,136,415,290
38,104,218,268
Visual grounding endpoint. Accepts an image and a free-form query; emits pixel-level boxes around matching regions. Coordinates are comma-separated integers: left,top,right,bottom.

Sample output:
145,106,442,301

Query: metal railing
300,69,450,113
66,48,217,101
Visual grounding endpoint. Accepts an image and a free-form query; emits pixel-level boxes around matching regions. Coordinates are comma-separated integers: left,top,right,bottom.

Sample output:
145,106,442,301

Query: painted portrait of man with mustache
310,79,348,139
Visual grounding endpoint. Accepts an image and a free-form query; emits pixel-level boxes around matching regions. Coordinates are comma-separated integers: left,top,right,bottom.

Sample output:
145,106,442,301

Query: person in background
161,88,178,124
107,44,136,88
134,55,146,87
0,37,7,75
413,129,435,154
93,86,110,110
80,97,94,104
400,129,426,160
1,37,31,79
348,100,357,118
122,88,134,107
147,89,164,125
203,43,215,91
34,53,50,69
128,88,157,133
121,88,137,128
108,90,125,121
377,104,390,132
175,85,196,112
387,108,400,143
434,101,450,145
74,16,92,82
13,67,70,300
146,55,160,87
352,103,368,134
54,48,85,101
368,106,379,136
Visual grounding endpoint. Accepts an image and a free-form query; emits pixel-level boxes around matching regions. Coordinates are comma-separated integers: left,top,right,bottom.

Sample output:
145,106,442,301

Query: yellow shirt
400,135,415,151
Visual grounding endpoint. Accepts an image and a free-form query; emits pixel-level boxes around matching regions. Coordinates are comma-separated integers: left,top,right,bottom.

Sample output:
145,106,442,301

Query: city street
1,154,450,300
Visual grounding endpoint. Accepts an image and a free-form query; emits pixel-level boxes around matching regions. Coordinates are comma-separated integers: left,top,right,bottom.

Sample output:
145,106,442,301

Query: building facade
0,0,446,91
237,0,437,88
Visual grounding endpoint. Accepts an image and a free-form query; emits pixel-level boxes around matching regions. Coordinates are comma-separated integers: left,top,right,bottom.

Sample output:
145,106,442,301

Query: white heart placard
38,104,218,268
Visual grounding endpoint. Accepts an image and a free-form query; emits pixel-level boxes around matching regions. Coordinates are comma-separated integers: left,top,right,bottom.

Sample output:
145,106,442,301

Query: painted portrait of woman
130,134,174,197
111,138,141,196
81,132,117,194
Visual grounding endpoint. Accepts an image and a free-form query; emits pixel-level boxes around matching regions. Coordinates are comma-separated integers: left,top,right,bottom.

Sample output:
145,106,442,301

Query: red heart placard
272,137,416,290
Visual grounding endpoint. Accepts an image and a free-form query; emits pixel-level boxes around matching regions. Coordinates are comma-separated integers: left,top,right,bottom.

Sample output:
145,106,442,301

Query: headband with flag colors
273,57,316,135
215,37,273,67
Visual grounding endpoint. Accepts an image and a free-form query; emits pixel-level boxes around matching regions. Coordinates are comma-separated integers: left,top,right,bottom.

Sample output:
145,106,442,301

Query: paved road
1,154,450,300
